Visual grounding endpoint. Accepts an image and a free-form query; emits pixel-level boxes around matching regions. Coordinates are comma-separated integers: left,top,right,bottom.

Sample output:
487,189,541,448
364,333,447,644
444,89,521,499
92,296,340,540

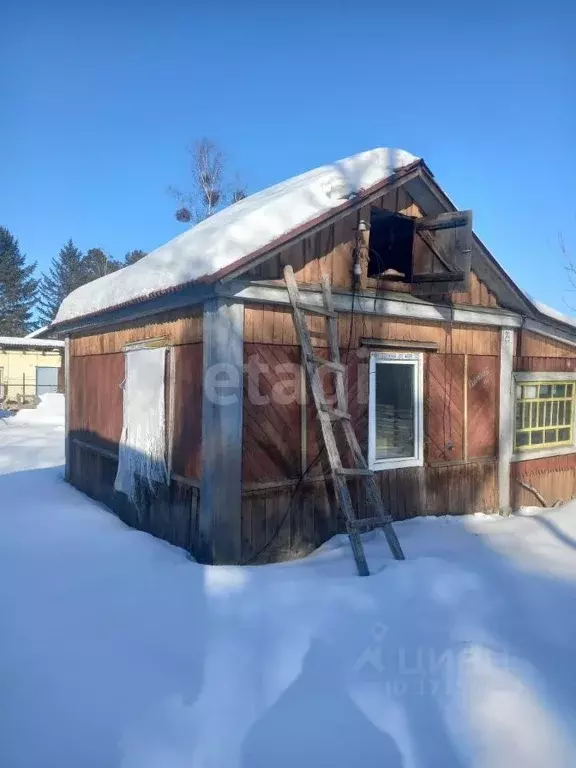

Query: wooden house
50,148,576,565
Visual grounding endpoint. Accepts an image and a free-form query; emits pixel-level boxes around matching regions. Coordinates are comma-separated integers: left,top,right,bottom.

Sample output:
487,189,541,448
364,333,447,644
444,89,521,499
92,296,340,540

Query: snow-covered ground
2,397,576,767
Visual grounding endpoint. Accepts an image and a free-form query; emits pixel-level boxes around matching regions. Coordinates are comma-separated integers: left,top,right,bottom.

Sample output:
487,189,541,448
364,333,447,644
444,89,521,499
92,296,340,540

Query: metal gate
36,367,59,396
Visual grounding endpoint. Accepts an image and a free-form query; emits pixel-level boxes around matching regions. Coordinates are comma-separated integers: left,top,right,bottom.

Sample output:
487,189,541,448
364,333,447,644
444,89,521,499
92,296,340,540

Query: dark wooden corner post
199,298,244,564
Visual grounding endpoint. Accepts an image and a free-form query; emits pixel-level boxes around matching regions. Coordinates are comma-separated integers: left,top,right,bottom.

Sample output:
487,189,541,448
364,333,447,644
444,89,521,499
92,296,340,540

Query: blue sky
2,0,575,311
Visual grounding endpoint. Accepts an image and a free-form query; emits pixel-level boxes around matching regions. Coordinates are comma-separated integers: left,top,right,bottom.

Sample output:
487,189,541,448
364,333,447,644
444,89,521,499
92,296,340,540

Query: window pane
524,385,538,399
545,429,557,443
559,401,565,424
567,401,572,425
559,427,571,441
553,384,566,398
545,402,552,426
531,430,544,445
531,402,538,427
538,402,545,427
552,401,558,426
515,403,523,430
568,384,573,398
540,384,552,398
516,432,530,447
375,363,414,460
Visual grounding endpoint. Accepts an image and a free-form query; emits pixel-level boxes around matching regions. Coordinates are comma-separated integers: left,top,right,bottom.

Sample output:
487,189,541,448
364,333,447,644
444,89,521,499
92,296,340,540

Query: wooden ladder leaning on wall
283,264,405,576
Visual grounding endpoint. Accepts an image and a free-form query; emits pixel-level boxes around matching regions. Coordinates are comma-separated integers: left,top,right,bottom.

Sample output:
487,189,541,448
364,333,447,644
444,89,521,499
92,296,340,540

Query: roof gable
51,148,576,344
54,148,418,325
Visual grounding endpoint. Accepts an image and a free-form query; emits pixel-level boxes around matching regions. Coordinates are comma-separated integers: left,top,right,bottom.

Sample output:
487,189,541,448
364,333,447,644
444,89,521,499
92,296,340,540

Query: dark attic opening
367,208,414,281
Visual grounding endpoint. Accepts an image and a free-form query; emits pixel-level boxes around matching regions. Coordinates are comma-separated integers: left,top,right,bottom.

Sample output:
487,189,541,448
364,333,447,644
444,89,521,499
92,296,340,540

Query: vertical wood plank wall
240,176,503,561
241,304,500,563
511,330,576,507
244,186,499,309
67,308,204,554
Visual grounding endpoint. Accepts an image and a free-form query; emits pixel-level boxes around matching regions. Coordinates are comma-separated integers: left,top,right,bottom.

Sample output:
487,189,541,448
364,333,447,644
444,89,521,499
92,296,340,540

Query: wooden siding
515,329,576,372
69,441,200,554
243,182,499,308
242,343,303,482
239,303,501,562
240,460,498,563
467,355,499,458
518,330,576,359
511,454,576,508
515,357,576,372
69,352,124,447
427,354,465,461
171,343,203,479
70,307,202,356
241,480,333,563
244,305,500,355
452,271,499,308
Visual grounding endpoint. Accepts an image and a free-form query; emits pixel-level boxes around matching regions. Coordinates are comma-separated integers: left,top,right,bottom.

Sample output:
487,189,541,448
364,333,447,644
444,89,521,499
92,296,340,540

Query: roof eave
49,159,425,331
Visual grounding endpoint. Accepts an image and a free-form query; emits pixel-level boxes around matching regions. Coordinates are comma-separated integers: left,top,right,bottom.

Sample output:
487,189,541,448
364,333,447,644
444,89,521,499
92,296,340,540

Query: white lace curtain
114,346,168,503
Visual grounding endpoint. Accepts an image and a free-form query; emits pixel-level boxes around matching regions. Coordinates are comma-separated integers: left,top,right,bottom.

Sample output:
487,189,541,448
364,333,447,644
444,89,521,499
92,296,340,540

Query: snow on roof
54,148,418,324
530,298,576,330
0,336,64,349
25,325,49,338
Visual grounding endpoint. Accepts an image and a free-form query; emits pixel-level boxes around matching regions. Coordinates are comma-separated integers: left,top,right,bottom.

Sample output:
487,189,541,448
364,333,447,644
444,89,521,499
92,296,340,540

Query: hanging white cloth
115,346,168,503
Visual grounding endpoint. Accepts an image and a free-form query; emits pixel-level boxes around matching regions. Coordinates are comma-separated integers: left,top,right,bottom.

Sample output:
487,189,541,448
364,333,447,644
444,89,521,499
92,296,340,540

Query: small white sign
374,351,420,361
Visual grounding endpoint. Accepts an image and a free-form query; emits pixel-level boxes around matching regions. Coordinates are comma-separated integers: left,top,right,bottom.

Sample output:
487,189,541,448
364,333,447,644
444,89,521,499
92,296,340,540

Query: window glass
375,363,415,460
515,379,574,451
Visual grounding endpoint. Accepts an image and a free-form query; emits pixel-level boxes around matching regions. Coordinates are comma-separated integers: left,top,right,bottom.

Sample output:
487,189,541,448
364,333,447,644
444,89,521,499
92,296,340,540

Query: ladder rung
283,263,406,573
335,467,374,477
307,356,345,373
320,405,351,420
348,516,393,530
296,303,337,318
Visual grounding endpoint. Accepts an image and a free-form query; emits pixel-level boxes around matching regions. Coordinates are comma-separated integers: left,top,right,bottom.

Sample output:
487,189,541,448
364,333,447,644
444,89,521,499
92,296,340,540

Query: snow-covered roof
529,298,576,330
25,325,49,338
0,336,64,349
54,148,418,324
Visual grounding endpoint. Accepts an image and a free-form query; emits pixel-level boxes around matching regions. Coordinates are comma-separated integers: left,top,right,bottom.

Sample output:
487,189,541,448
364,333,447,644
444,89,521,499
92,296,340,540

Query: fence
0,375,64,407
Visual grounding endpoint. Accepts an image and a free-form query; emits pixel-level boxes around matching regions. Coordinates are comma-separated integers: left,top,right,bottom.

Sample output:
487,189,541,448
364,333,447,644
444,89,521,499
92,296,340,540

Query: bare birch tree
169,137,246,225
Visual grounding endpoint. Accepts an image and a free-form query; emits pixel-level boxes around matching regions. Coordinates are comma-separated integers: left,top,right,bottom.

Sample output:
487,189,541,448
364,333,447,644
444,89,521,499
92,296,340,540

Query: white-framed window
512,372,576,460
368,351,424,471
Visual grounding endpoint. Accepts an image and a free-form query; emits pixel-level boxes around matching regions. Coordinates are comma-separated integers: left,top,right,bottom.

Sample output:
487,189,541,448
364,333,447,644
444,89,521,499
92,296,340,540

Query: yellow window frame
514,381,575,451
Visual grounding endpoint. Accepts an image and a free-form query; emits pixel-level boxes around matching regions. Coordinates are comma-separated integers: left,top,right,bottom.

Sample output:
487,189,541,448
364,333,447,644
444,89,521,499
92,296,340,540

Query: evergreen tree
83,247,122,280
0,226,38,336
37,239,86,325
124,249,147,266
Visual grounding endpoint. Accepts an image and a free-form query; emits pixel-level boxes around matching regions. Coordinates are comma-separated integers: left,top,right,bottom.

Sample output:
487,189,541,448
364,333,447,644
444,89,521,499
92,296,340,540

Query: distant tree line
0,226,146,334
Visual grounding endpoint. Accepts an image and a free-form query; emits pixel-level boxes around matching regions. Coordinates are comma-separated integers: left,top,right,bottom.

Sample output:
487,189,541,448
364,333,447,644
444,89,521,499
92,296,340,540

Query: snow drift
3,395,576,767
12,393,65,425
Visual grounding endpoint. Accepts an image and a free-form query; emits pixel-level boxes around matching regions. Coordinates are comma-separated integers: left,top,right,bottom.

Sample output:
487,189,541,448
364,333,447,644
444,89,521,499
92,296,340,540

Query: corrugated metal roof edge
0,336,64,348
48,160,423,332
